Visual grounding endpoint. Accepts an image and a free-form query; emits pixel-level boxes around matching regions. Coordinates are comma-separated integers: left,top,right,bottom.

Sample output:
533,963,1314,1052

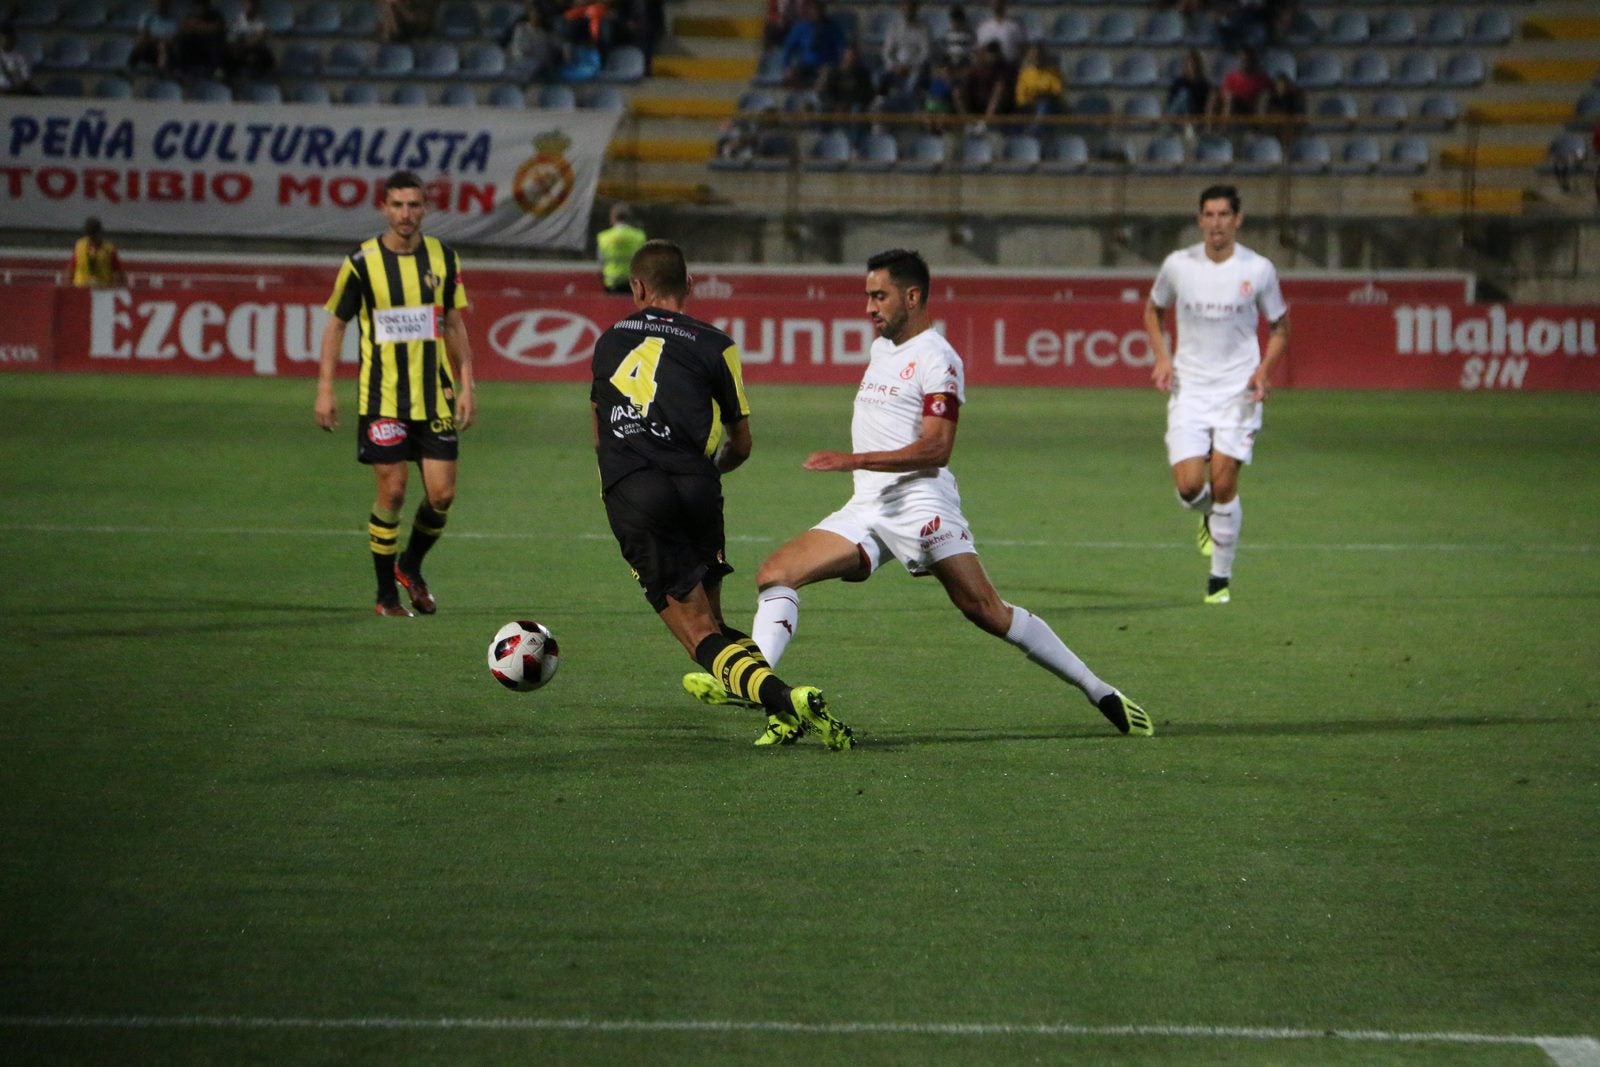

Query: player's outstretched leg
1096,689,1154,736
693,633,818,747
790,686,854,751
683,625,767,709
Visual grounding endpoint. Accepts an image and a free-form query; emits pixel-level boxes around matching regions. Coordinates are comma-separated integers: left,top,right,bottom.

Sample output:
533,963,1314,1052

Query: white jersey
849,326,966,504
1150,241,1288,397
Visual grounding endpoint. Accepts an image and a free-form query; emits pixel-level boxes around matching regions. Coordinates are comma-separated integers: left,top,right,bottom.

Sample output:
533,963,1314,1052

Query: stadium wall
3,261,1596,391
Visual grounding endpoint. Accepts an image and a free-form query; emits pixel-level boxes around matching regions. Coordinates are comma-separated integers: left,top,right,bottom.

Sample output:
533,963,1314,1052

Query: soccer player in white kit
683,249,1152,740
1143,185,1290,604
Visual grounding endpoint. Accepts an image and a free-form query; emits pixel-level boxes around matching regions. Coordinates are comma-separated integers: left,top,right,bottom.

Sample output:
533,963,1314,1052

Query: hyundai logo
489,310,601,366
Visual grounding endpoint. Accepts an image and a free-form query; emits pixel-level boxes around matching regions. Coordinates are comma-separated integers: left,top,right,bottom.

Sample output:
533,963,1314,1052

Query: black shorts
357,415,459,465
603,468,733,613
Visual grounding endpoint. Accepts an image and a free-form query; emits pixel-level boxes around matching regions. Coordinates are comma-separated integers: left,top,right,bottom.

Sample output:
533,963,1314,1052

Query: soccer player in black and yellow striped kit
590,240,854,749
315,170,476,617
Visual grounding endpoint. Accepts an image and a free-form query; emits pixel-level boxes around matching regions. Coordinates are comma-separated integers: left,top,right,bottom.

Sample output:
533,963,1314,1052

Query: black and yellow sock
693,633,788,715
369,507,401,599
720,625,770,668
401,502,449,572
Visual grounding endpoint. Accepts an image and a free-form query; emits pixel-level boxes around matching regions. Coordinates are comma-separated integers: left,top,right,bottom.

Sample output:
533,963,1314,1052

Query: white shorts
814,487,977,578
1165,386,1263,466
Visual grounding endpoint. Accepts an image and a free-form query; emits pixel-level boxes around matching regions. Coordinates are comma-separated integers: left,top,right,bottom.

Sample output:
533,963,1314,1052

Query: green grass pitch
1,373,1596,1066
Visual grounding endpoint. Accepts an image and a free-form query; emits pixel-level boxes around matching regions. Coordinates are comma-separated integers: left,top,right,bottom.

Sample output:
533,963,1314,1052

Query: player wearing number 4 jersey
1143,184,1289,604
316,170,476,618
684,248,1151,738
591,239,853,750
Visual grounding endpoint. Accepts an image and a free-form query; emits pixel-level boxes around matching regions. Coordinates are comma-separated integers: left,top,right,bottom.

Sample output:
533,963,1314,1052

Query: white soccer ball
487,620,560,692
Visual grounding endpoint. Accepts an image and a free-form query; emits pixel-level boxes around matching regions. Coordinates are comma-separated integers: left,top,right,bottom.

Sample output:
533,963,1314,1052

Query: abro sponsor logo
992,320,1157,368
88,290,327,374
488,309,599,366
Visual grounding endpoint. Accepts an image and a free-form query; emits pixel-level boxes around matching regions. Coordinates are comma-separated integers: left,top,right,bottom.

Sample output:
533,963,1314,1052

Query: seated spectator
615,0,664,74
129,0,180,73
941,4,974,69
1261,69,1303,138
924,58,957,117
818,43,875,113
1209,46,1272,122
173,0,229,78
1165,48,1210,120
564,0,619,59
505,0,562,83
764,0,798,49
1013,43,1063,120
779,0,844,91
974,0,1025,65
880,0,930,97
1549,134,1586,194
226,0,275,77
956,40,1014,124
0,27,42,95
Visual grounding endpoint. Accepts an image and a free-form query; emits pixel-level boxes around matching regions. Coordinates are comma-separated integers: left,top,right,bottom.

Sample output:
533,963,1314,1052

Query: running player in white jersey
1143,185,1290,604
683,249,1152,740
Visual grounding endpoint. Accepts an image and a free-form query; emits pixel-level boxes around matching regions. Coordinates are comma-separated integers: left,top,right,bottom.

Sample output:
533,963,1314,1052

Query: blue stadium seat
1136,134,1185,174
803,129,852,172
461,43,507,79
279,42,321,77
391,83,430,106
295,0,341,36
749,130,796,172
14,0,59,29
1121,93,1162,128
1379,136,1429,175
1141,10,1184,47
1392,51,1438,89
1114,53,1159,89
373,43,415,77
437,1,482,40
853,131,898,172
93,75,133,98
238,81,282,103
598,45,646,84
993,133,1042,173
342,1,379,38
439,84,477,107
43,35,91,71
1366,92,1408,129
1442,52,1487,88
1189,133,1233,174
1371,11,1417,46
324,42,368,77
1093,11,1137,46
87,36,133,72
189,79,231,101
1048,11,1089,47
956,134,994,173
1288,136,1332,174
488,84,526,108
1067,53,1112,88
1297,53,1343,91
484,0,521,40
415,42,460,77
1261,49,1296,81
1332,135,1382,175
753,49,785,87
144,78,183,101
1415,93,1461,131
1469,9,1513,46
1235,134,1284,174
900,132,948,173
1283,10,1320,46
105,0,141,30
288,81,333,104
341,82,379,105
43,75,83,96
1421,10,1467,46
1347,52,1391,89
258,0,294,35
583,85,626,111
60,0,107,29
537,83,576,109
1326,11,1370,46
1312,92,1358,131
1040,132,1089,174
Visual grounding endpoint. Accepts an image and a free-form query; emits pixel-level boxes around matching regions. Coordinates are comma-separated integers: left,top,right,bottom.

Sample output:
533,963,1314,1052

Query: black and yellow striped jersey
590,306,751,492
325,235,469,421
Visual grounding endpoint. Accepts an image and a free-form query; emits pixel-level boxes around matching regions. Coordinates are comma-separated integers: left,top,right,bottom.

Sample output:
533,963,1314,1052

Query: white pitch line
1,524,1596,555
0,1014,1594,1064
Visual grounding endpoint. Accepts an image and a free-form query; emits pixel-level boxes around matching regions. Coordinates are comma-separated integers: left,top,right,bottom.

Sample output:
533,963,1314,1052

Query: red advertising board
31,284,1600,392
0,283,55,370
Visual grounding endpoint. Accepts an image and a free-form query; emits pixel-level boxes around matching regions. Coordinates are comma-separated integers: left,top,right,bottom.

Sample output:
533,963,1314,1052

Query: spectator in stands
505,0,561,84
818,42,875,113
1013,42,1064,126
779,0,844,92
1261,69,1304,140
957,40,1014,126
129,0,180,74
597,203,647,294
879,0,930,99
764,0,798,49
1209,46,1272,123
974,0,1025,65
924,57,956,118
616,0,664,75
377,0,435,43
0,27,41,95
1165,48,1210,123
226,0,275,77
564,0,619,59
173,0,229,78
1215,0,1270,54
69,218,127,289
940,4,973,69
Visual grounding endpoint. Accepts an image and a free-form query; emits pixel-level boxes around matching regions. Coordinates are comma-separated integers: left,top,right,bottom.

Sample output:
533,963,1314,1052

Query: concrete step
608,137,718,163
1440,144,1547,168
1467,100,1581,124
651,55,759,80
1522,16,1600,40
672,15,765,39
1413,187,1532,215
1494,57,1600,83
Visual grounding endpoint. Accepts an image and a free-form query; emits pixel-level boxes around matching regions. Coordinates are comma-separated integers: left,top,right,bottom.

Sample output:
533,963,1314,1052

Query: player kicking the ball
684,248,1152,738
1143,184,1290,604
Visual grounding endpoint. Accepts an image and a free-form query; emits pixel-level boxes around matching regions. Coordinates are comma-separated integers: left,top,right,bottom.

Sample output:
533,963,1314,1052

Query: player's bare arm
804,410,958,473
1143,299,1174,393
442,308,476,431
314,315,347,430
715,418,752,474
1250,314,1291,401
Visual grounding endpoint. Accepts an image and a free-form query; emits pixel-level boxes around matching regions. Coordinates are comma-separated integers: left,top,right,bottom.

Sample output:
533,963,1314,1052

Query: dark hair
631,239,689,300
1198,184,1240,213
384,170,425,198
84,217,104,238
866,248,930,300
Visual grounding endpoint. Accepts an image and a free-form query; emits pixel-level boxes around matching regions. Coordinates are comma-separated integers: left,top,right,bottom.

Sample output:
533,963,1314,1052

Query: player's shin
752,585,801,666
1002,604,1114,704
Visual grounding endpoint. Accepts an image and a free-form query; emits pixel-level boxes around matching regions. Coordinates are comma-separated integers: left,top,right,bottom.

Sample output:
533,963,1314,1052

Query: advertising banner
0,99,619,249
42,285,1600,391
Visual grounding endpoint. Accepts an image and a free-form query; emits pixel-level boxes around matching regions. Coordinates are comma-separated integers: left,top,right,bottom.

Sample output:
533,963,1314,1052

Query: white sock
1178,483,1213,514
1209,497,1242,579
752,585,800,667
1003,604,1113,705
